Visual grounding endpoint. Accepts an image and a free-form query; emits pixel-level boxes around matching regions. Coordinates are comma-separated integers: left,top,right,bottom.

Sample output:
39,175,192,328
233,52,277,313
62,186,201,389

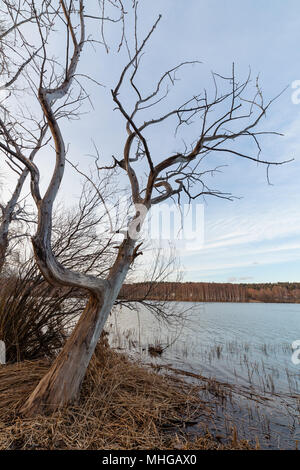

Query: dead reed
0,341,252,450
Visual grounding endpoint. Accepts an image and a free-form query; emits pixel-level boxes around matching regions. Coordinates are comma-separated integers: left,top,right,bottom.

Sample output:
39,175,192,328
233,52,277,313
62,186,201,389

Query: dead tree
0,1,291,416
0,1,51,271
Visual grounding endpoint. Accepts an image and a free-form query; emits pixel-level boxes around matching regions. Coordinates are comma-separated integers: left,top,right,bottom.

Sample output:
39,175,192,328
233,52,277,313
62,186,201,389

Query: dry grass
0,341,252,450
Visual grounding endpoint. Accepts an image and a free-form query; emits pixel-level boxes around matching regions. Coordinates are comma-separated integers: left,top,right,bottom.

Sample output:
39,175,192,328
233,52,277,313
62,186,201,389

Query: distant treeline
119,282,300,303
2,278,300,303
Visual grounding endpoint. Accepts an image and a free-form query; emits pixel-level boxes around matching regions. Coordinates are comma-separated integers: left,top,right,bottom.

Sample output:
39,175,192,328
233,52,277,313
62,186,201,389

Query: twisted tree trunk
21,294,105,415
20,237,135,417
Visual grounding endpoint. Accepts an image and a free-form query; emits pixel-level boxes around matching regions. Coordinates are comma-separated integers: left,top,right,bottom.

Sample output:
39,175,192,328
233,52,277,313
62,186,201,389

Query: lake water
106,302,300,449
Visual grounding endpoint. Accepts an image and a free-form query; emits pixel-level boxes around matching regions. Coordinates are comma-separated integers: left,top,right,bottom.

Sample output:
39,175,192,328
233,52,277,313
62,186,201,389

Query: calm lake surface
107,302,300,449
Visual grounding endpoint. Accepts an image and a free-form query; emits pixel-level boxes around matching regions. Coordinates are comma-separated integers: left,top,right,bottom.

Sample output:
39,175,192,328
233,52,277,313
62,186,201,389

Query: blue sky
130,0,300,283
3,0,300,283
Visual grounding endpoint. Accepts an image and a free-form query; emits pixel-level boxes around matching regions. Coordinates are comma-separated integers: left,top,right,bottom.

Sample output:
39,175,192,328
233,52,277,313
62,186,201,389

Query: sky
2,0,300,283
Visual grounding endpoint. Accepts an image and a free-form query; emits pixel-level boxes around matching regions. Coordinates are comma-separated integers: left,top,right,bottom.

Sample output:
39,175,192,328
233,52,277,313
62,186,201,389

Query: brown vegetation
0,340,252,450
0,267,81,363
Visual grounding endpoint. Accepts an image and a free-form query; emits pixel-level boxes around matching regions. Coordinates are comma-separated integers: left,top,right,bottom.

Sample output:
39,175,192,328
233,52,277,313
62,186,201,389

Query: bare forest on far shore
119,282,300,303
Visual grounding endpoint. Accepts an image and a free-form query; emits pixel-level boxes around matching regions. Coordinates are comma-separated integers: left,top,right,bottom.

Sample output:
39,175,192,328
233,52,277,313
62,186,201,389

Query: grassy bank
0,342,252,450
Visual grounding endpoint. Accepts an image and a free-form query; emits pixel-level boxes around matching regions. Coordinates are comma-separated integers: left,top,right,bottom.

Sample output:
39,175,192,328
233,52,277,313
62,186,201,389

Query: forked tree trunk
20,285,119,417
20,237,135,417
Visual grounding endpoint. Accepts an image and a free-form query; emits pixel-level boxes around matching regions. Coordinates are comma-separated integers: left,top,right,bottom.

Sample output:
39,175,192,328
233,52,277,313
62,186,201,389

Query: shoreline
0,345,253,450
121,298,300,304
